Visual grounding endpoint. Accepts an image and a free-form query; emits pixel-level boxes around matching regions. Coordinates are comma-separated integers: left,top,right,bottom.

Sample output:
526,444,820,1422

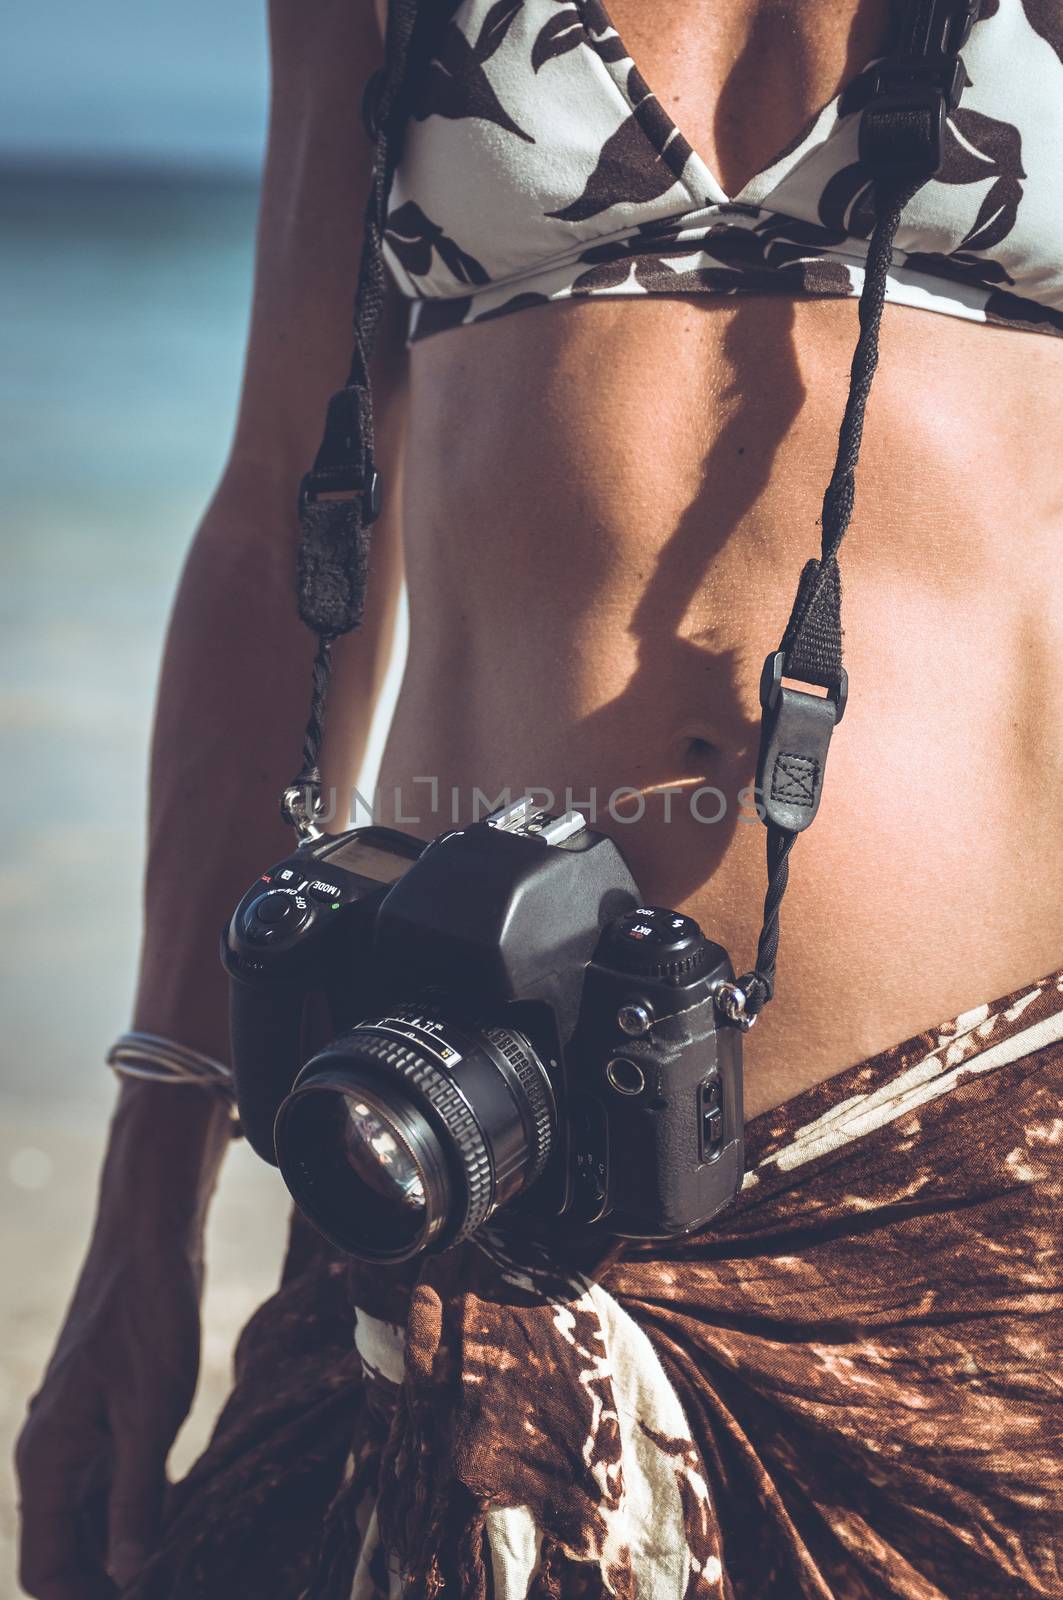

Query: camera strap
283,0,981,1021
281,0,420,837
727,0,982,1025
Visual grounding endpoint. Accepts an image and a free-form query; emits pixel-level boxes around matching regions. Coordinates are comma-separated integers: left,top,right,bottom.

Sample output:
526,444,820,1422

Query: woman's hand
16,1083,232,1597
16,1233,201,1596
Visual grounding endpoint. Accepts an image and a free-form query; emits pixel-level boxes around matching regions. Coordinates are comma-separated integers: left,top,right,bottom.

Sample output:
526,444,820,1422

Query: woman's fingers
105,1437,167,1589
16,1154,206,1598
16,1407,115,1599
17,1370,171,1596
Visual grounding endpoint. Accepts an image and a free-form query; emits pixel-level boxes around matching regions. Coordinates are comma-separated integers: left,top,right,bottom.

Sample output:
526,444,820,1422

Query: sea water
0,164,262,1113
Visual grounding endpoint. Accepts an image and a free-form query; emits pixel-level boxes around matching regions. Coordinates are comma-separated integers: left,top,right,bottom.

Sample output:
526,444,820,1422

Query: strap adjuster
859,0,982,180
299,465,382,524
759,650,847,724
299,385,382,524
868,53,966,112
859,75,952,180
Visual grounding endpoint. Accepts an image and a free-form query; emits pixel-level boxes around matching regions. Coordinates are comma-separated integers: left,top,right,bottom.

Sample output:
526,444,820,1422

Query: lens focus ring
342,1029,494,1242
481,1025,553,1184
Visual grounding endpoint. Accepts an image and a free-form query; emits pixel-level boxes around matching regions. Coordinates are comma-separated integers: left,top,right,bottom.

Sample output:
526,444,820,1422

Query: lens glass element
276,1079,443,1261
341,1096,427,1212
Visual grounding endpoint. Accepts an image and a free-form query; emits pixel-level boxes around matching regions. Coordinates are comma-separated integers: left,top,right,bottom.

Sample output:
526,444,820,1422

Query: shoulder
229,0,391,488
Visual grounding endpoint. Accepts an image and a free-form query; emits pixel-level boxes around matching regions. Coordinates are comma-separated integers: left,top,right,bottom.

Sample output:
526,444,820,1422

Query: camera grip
228,975,307,1163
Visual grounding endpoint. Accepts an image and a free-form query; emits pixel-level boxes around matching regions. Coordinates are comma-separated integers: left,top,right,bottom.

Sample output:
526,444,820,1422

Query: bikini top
382,0,1063,343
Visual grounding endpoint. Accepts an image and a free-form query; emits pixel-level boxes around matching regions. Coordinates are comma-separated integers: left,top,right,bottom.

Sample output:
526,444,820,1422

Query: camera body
222,800,744,1260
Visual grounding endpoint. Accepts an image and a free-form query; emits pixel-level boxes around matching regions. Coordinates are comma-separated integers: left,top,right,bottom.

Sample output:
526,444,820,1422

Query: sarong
128,966,1063,1600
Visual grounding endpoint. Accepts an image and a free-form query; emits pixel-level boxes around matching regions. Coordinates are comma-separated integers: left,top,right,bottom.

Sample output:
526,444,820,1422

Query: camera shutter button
247,891,310,940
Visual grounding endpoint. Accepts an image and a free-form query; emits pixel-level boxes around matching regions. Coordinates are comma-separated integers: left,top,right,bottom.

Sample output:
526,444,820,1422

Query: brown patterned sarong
129,967,1063,1600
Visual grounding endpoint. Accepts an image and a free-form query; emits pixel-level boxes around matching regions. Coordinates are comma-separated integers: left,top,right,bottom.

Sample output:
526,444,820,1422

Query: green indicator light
331,902,341,910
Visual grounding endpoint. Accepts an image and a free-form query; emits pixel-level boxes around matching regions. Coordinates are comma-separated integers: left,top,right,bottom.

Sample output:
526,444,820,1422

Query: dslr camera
222,798,744,1263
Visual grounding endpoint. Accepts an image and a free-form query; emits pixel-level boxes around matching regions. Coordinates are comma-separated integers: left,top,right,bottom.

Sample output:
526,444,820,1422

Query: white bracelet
107,1031,236,1102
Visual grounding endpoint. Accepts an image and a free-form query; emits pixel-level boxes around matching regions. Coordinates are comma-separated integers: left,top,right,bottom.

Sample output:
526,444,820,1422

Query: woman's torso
371,0,1063,1117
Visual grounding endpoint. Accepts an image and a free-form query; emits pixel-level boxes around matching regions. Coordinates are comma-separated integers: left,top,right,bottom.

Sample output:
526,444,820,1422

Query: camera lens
275,1075,447,1259
273,1009,554,1263
341,1095,426,1210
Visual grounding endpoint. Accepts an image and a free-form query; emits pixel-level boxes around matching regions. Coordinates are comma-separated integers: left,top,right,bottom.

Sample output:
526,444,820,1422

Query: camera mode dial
603,907,710,980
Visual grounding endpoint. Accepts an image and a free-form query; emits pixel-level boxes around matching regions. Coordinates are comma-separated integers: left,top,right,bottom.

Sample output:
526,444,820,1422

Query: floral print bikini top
381,0,1063,344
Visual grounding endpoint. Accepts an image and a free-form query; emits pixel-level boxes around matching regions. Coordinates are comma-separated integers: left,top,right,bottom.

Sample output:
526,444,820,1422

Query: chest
589,0,895,196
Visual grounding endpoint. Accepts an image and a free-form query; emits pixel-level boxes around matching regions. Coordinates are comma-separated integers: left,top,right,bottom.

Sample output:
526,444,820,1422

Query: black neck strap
284,0,981,1026
730,0,981,1024
281,0,419,836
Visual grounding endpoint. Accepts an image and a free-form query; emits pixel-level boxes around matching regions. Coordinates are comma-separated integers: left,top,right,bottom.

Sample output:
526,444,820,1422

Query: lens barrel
273,1009,554,1263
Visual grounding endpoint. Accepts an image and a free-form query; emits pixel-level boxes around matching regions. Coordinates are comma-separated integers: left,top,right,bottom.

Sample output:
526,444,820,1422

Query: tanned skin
17,1,1063,1591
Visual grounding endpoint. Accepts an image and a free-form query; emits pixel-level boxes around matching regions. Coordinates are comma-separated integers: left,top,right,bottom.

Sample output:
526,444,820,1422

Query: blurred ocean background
0,8,405,1592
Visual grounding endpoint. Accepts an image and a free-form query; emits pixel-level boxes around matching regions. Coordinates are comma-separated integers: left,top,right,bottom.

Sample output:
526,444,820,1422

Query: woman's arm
17,3,403,1592
136,0,404,1068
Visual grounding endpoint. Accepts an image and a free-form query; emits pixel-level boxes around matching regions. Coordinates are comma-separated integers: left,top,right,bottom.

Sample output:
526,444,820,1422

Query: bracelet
107,1031,236,1102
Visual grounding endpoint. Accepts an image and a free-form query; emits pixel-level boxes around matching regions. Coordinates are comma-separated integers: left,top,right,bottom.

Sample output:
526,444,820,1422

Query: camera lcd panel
321,837,414,884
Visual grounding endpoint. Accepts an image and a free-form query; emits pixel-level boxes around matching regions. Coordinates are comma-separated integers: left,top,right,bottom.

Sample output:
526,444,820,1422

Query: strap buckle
716,981,759,1032
859,0,981,179
280,781,325,843
759,650,847,723
299,385,382,524
299,465,382,523
859,71,952,180
756,652,847,834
